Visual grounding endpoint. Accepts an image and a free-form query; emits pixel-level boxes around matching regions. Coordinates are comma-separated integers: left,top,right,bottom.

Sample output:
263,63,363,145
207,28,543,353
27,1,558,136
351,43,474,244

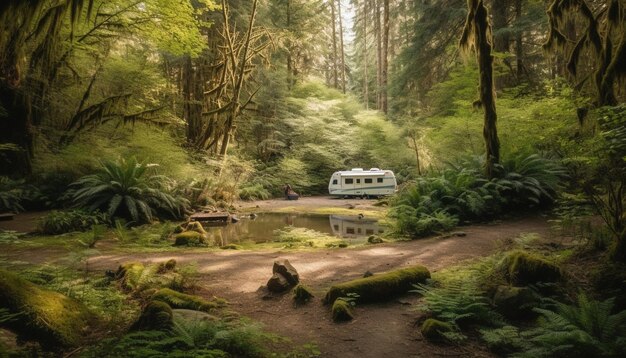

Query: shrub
515,295,626,358
37,209,110,234
238,183,271,201
0,176,27,212
324,265,431,304
421,318,456,342
68,158,188,224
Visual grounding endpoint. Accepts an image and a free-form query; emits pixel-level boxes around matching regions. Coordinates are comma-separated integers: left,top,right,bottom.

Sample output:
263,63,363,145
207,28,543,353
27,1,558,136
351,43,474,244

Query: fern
514,294,626,358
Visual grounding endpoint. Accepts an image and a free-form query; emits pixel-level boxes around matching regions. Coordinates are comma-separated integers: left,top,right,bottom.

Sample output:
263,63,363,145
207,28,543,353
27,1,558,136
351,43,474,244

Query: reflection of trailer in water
329,215,385,237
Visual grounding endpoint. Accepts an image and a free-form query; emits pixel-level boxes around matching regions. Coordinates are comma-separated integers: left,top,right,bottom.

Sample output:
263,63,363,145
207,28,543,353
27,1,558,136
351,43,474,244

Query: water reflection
204,212,385,244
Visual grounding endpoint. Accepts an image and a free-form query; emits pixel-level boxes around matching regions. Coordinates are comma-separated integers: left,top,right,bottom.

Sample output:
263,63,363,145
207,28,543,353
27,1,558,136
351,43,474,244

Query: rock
0,269,95,349
367,235,383,244
293,284,314,303
493,285,539,319
332,299,354,322
250,213,257,219
421,318,454,342
220,244,242,250
230,215,240,223
452,231,467,237
267,273,291,293
363,271,374,278
273,260,300,285
130,300,173,332
498,250,562,285
172,309,219,323
157,259,177,273
186,221,207,235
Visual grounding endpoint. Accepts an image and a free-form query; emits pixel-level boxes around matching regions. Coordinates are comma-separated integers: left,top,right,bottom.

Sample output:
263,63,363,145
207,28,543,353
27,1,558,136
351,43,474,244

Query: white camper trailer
328,168,397,197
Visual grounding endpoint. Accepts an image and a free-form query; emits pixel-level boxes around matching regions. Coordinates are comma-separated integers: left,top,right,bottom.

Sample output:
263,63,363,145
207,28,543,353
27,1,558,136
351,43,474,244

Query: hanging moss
498,250,562,285
130,300,173,332
0,269,95,349
324,265,431,304
151,288,218,312
331,299,353,322
421,319,454,342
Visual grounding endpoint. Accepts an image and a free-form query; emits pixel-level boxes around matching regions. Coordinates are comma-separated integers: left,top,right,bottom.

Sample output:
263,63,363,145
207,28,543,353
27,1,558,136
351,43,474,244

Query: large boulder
273,260,299,285
0,269,95,349
267,273,291,293
498,250,562,285
324,265,431,304
492,285,540,319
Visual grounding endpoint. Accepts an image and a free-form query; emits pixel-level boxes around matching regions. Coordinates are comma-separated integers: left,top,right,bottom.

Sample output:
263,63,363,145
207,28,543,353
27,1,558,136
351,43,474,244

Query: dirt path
88,215,552,358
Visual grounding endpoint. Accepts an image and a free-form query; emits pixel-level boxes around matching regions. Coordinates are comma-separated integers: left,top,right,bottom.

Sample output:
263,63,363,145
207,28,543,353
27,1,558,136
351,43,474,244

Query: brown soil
1,198,554,357
87,215,551,357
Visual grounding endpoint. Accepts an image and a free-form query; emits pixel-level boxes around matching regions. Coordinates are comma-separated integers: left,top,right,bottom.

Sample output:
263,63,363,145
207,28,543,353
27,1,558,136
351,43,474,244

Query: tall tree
381,0,390,113
363,0,369,109
331,0,339,88
337,0,347,93
460,0,500,178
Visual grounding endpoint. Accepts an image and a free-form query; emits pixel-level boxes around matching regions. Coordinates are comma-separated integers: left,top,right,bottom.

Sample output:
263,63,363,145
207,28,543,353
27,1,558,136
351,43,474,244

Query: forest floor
1,197,555,357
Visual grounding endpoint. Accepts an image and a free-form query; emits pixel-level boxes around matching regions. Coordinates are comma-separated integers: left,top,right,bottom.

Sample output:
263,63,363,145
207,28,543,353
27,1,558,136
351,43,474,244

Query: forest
0,0,625,357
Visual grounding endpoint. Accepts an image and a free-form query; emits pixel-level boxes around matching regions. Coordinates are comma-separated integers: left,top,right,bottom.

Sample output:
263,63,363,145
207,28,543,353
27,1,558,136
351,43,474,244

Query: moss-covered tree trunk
461,0,500,178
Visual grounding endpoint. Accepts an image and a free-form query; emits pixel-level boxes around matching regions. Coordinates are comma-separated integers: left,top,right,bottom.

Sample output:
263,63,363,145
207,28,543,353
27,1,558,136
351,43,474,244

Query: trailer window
377,178,384,183
332,179,337,185
345,178,353,184
364,178,372,184
356,179,361,184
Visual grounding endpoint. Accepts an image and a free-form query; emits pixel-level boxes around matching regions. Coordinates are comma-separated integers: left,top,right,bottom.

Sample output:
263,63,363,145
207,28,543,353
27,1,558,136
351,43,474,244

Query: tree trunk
363,0,369,109
381,0,389,113
514,0,524,80
491,0,510,90
337,0,346,94
475,2,500,178
0,87,33,176
375,0,382,109
331,0,338,89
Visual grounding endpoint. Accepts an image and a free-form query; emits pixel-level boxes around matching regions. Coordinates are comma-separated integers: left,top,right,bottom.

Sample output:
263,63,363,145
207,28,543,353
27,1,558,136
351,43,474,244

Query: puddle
204,213,385,245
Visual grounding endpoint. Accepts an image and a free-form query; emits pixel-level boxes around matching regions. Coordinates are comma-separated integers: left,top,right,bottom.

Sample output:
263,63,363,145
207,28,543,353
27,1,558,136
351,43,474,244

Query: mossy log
324,265,431,304
332,299,353,322
498,250,562,285
152,288,218,312
0,269,95,349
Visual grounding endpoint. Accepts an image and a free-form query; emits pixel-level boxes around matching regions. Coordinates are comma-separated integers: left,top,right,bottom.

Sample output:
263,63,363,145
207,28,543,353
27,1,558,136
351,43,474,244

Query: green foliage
480,326,524,355
390,154,566,237
514,295,626,358
0,176,30,212
69,158,188,224
37,209,110,235
497,250,562,285
412,280,504,330
420,318,457,343
152,289,219,312
239,183,271,201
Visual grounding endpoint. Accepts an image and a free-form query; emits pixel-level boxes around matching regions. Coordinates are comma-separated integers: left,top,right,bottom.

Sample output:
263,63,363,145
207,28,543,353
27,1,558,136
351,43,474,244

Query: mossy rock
498,250,562,285
493,286,540,319
174,231,207,247
130,300,173,332
367,235,384,244
186,221,207,235
332,299,353,322
157,259,177,273
0,269,95,349
421,319,454,342
293,284,314,303
324,265,431,304
115,262,146,291
152,288,218,312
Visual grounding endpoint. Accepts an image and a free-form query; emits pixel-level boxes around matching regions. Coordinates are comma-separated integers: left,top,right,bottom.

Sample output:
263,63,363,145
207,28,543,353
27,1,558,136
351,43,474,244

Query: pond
204,213,386,245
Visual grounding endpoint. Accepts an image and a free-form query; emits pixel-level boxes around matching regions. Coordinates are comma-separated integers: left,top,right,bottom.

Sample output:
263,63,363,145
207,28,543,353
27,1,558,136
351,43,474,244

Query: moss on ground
331,299,353,322
421,318,454,342
173,231,207,247
293,284,314,303
0,269,95,348
151,288,219,312
498,250,562,285
324,265,431,304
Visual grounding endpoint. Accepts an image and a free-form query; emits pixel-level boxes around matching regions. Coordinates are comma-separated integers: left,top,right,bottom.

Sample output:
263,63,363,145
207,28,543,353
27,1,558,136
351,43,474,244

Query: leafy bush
68,158,188,224
239,183,271,201
37,210,110,235
390,154,565,238
514,295,626,358
0,176,28,212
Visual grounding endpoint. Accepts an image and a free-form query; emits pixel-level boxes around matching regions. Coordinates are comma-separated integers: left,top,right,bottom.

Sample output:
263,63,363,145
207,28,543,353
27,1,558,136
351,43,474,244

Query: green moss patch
173,231,207,247
324,265,431,304
0,269,95,348
421,318,454,342
331,299,353,322
130,300,173,332
293,284,314,303
152,289,218,312
498,250,562,285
